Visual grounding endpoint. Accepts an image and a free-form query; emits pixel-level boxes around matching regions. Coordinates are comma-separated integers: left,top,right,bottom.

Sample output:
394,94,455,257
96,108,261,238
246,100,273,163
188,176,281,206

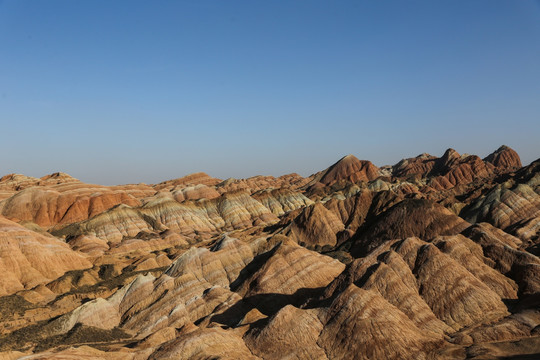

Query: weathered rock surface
462,183,540,241
316,154,380,186
286,202,345,248
54,190,279,242
217,173,310,194
153,172,221,191
149,326,259,360
1,145,539,359
352,198,470,256
252,188,313,216
392,146,522,190
0,216,91,296
484,145,522,171
0,185,141,228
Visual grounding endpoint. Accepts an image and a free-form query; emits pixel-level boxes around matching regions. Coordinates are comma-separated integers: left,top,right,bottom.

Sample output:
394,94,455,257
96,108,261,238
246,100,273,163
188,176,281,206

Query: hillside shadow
229,244,280,291
208,287,325,328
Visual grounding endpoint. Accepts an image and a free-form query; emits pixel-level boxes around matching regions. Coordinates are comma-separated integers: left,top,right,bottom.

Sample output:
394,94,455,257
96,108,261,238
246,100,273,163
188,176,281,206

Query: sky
1,0,539,185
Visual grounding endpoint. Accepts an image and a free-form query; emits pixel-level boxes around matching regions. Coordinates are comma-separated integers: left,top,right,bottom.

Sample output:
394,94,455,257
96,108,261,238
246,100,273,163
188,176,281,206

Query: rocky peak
484,145,522,171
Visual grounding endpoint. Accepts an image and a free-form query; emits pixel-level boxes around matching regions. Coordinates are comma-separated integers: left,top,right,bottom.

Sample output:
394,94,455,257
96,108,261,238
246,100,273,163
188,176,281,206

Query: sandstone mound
170,184,220,202
327,236,512,335
428,149,495,190
217,173,310,194
0,185,141,228
1,145,539,359
391,146,521,190
234,241,345,298
54,190,278,242
484,145,522,171
462,223,540,295
143,190,278,235
286,202,345,248
153,172,222,191
0,216,91,296
316,285,443,359
0,174,41,192
38,172,80,185
322,189,374,232
252,188,313,216
246,284,444,360
352,198,470,256
462,183,540,241
149,326,258,360
392,153,438,178
311,154,380,187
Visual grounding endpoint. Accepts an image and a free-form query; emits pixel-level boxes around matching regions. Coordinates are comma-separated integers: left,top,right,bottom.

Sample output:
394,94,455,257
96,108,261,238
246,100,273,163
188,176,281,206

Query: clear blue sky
1,0,539,185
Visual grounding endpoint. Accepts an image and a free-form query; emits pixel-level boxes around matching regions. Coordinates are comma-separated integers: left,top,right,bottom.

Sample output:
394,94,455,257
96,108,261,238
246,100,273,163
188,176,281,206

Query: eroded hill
0,145,539,359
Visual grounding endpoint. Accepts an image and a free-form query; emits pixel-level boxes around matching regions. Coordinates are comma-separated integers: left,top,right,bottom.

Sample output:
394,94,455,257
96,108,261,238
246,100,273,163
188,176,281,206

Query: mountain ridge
0,144,539,359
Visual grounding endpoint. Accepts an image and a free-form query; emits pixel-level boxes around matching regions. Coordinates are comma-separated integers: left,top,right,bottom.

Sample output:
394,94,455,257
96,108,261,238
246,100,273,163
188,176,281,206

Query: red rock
484,145,522,171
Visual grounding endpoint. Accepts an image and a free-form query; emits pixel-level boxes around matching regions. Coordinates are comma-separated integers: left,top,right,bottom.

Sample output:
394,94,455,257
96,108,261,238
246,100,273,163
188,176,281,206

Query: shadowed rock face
286,202,345,248
1,145,539,360
351,198,470,256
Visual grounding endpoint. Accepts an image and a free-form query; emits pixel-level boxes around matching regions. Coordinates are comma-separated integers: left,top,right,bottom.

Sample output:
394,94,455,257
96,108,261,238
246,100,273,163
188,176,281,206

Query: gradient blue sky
1,0,539,185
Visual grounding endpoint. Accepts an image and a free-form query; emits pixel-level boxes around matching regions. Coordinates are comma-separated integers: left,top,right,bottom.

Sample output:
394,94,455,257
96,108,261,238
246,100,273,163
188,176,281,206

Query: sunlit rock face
0,216,91,296
1,145,539,360
484,145,522,171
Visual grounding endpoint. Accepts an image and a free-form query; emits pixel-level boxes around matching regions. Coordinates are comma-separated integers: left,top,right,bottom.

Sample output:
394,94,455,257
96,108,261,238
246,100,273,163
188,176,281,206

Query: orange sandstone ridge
0,145,539,359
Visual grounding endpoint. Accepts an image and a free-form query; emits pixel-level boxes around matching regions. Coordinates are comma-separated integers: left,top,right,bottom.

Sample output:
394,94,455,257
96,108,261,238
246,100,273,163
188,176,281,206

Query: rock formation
1,145,539,359
484,145,523,171
0,216,91,296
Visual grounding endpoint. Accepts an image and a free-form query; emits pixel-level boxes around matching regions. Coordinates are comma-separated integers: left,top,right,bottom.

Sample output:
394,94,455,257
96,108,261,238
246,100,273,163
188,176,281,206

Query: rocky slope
0,145,539,359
